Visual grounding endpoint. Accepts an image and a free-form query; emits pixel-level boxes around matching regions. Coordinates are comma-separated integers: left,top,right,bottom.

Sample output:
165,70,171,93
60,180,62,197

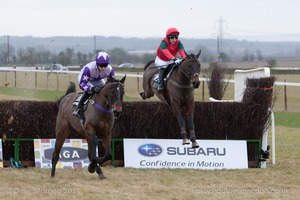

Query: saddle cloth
73,95,82,106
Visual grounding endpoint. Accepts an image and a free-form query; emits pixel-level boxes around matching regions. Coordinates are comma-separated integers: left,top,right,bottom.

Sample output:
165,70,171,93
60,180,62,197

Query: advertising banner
124,139,248,170
34,139,93,169
0,139,3,168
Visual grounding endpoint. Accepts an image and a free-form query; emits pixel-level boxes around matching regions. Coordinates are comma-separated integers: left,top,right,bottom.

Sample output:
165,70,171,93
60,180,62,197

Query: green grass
0,87,64,101
274,112,300,128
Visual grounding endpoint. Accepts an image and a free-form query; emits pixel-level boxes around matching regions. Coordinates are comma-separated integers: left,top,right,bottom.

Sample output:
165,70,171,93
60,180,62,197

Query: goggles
168,35,178,39
97,63,108,68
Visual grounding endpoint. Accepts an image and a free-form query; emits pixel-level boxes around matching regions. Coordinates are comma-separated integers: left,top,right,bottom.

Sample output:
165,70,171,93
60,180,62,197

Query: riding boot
73,92,91,118
158,68,165,91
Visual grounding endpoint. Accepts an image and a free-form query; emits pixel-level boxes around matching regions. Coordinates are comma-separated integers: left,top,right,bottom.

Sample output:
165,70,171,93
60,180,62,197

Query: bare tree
207,62,231,100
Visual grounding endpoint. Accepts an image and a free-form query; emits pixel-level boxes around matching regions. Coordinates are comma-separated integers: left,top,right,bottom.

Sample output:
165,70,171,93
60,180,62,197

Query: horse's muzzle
192,81,200,88
192,77,200,88
113,101,123,118
114,111,122,118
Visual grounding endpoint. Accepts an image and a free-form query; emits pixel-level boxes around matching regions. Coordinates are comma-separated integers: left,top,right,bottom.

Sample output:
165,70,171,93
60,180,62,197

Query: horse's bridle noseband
180,67,199,80
90,82,124,114
89,98,113,113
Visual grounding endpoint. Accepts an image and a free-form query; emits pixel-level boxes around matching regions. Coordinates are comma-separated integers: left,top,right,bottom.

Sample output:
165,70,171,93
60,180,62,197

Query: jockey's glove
173,58,181,65
91,86,100,93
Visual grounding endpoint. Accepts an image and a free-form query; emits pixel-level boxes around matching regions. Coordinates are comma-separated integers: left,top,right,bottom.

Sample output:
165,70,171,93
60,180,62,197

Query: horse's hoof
182,138,190,145
139,92,146,100
88,164,96,173
98,173,106,180
192,141,200,148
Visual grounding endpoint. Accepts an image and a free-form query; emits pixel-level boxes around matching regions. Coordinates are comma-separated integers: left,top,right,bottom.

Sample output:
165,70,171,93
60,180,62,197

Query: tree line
0,43,278,67
0,43,156,67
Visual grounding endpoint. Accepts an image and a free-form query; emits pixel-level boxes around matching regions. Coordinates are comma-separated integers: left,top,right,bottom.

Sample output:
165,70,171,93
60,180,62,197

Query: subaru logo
138,144,162,157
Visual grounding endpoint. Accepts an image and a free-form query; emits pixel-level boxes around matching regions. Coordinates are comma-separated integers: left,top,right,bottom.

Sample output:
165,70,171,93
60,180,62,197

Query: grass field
0,70,299,199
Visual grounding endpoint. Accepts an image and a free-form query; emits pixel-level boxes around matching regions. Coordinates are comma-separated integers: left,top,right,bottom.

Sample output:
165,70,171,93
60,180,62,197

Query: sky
1,0,300,41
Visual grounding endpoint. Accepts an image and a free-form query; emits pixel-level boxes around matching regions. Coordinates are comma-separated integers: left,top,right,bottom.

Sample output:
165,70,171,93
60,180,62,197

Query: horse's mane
56,82,76,106
144,60,155,70
190,53,198,59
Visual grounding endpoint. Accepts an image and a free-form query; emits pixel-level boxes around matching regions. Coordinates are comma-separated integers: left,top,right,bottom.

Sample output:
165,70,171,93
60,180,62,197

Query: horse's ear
107,77,114,83
196,49,201,58
120,75,126,84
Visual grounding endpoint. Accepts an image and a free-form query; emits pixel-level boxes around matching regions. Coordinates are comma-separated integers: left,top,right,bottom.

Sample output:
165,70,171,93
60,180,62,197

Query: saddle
72,84,105,112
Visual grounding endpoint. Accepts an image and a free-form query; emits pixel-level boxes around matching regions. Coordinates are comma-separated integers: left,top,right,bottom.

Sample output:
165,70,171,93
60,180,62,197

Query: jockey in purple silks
73,51,115,118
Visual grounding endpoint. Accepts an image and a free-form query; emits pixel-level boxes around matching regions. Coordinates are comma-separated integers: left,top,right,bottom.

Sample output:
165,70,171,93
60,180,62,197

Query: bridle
90,82,124,114
169,57,200,89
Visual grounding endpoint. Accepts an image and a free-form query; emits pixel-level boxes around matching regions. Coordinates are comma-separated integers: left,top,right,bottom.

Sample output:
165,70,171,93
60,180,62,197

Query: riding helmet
166,27,180,37
95,52,110,64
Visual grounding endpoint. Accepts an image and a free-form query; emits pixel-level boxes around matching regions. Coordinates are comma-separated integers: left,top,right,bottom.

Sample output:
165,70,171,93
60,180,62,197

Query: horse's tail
144,60,154,70
65,81,76,95
56,82,76,106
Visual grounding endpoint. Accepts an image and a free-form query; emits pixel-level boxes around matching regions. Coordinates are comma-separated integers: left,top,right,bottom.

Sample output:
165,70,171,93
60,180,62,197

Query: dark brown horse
51,76,126,179
140,50,201,148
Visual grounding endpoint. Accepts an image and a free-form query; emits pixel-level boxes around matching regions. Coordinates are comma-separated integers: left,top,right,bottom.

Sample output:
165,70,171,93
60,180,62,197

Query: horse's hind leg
51,139,64,178
51,120,70,177
140,73,155,100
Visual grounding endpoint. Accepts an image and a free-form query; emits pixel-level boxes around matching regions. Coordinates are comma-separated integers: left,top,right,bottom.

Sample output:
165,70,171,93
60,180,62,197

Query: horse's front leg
97,133,112,165
87,133,98,174
187,109,199,148
95,132,111,180
87,133,105,179
172,106,190,145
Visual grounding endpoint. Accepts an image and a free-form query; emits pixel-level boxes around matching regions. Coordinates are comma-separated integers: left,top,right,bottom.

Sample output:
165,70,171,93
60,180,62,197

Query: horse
51,75,126,179
139,50,201,148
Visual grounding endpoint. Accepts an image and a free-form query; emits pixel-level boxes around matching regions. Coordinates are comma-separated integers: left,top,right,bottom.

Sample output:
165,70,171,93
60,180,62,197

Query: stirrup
73,109,82,118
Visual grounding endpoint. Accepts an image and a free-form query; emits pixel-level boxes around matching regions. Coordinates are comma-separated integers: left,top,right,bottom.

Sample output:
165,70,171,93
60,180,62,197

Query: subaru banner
124,139,248,170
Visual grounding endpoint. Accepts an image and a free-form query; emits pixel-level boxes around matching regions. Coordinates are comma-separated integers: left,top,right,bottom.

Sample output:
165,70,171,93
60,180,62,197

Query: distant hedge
0,77,276,165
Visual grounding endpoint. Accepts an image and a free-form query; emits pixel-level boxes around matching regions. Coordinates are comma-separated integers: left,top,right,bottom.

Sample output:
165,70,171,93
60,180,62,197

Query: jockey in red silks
155,27,187,91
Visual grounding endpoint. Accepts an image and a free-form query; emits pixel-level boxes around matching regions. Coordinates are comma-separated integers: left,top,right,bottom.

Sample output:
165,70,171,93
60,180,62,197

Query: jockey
155,27,187,91
73,51,115,118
